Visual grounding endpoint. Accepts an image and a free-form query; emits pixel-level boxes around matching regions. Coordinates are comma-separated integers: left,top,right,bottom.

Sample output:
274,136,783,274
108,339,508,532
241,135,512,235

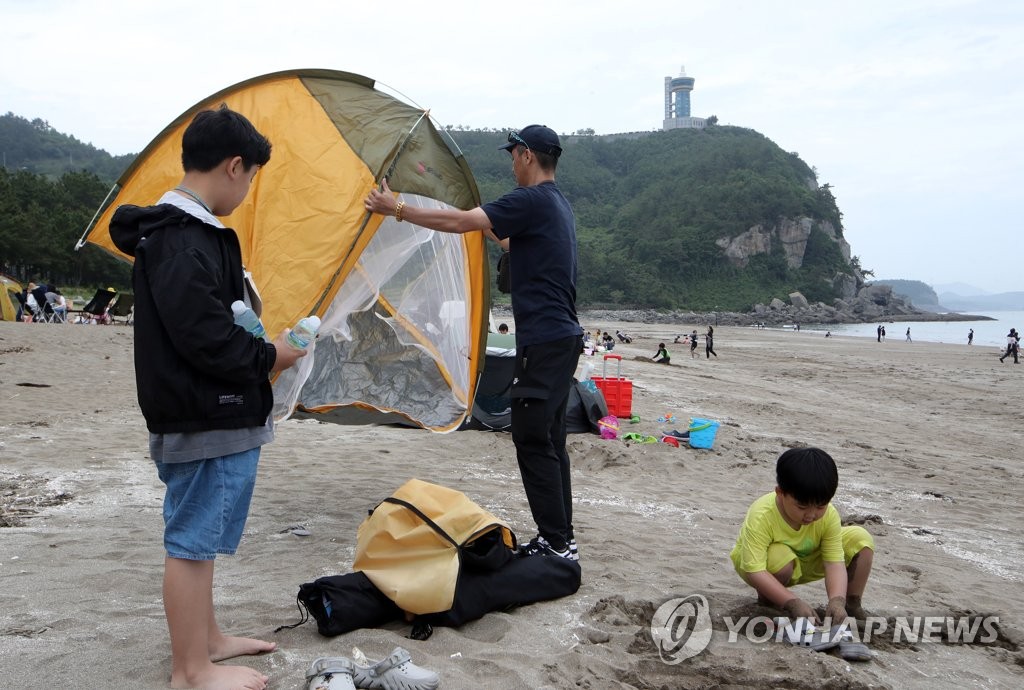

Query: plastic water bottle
231,300,265,339
580,361,595,381
286,315,321,350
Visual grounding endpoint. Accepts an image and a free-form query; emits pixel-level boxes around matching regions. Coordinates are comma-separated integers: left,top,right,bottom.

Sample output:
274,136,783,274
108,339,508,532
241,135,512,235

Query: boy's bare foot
209,635,277,662
170,662,268,690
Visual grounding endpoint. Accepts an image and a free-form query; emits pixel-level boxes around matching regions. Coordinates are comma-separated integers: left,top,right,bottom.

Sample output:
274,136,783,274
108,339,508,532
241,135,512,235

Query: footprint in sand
573,445,632,472
892,564,922,595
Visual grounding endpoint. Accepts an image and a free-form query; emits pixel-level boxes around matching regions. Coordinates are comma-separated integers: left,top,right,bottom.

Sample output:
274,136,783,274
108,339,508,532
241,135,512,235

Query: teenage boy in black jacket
110,105,304,690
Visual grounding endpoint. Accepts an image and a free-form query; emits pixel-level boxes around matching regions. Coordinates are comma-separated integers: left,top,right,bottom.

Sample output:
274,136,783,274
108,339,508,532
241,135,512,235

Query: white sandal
351,647,439,690
307,657,356,690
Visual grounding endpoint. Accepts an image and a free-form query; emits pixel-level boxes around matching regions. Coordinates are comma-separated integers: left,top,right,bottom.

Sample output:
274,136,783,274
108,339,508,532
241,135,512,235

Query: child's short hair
181,104,271,173
776,447,839,505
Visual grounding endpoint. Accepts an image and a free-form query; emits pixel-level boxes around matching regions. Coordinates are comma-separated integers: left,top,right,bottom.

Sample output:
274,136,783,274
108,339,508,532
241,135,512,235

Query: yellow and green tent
77,69,489,432
0,274,23,321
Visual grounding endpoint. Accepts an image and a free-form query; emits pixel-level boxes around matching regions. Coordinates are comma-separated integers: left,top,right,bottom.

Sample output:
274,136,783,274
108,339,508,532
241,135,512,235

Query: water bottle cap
305,315,321,329
230,300,247,316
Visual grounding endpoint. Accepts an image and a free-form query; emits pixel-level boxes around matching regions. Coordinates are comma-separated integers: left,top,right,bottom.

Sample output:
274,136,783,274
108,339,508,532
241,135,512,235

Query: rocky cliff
715,217,851,269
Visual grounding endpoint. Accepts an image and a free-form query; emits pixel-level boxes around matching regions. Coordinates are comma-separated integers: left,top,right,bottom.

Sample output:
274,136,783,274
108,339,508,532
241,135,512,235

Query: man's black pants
510,334,583,551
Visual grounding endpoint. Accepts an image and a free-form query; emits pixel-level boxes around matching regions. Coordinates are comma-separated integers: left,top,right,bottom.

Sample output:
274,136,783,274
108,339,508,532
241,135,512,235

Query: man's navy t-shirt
482,181,583,347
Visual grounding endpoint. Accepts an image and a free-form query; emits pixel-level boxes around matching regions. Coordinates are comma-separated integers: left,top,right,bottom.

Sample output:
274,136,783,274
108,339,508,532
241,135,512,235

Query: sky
3,0,1023,294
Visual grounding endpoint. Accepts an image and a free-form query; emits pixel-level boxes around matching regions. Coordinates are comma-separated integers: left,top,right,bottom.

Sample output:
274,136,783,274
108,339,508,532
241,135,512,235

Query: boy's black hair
181,104,271,173
776,447,839,505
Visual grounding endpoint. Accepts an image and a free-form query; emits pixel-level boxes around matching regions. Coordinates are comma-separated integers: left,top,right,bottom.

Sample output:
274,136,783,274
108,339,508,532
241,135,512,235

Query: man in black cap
365,125,583,561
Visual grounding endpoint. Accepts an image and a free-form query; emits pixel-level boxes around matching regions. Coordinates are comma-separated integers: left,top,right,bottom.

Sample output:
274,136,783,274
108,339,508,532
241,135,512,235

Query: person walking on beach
366,125,583,561
968,328,974,345
881,325,886,341
877,324,882,343
110,106,306,690
999,328,1019,364
706,326,718,358
906,327,912,342
690,329,699,358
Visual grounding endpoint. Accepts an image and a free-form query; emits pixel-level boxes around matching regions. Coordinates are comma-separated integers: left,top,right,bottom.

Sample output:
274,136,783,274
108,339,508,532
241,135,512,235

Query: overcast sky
4,0,1022,293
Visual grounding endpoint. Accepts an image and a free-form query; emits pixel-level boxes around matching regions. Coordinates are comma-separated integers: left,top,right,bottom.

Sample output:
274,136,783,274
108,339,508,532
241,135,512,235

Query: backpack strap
381,496,458,547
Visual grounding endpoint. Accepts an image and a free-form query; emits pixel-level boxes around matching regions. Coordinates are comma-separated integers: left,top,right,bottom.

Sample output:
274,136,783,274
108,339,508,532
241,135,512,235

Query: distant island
873,279,1020,314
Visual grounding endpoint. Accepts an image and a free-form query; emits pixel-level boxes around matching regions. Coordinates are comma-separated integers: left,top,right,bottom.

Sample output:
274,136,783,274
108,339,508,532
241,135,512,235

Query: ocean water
803,310,1024,348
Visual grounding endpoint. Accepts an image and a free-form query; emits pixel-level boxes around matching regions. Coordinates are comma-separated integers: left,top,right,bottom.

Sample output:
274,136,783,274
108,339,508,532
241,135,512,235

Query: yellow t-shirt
730,492,844,573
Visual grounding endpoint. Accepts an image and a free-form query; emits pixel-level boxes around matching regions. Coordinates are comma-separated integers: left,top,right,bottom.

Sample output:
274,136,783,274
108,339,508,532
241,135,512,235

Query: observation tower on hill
664,66,706,130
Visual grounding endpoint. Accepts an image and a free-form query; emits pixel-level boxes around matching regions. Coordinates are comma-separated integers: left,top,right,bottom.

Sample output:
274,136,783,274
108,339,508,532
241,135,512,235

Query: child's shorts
156,448,261,560
765,526,874,585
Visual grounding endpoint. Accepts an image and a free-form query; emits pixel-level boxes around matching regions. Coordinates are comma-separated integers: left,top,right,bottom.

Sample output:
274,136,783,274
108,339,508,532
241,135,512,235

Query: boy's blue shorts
156,448,261,560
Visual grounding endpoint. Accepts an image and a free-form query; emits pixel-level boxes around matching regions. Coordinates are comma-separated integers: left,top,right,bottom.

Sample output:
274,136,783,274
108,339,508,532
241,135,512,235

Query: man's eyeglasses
507,131,530,150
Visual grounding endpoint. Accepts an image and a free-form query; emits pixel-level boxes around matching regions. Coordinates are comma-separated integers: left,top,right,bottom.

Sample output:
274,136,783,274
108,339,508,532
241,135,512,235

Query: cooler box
591,353,633,418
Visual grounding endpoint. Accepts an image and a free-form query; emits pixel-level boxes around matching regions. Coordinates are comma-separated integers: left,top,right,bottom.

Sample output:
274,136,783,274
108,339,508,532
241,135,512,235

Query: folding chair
44,291,69,323
71,288,118,324
29,286,55,323
108,293,134,325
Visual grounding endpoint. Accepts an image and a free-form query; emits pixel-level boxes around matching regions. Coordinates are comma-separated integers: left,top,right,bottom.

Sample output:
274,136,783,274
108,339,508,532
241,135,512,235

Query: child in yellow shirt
731,447,874,622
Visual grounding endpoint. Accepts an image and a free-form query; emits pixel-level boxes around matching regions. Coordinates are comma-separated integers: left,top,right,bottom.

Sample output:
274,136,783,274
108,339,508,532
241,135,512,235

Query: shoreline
491,305,994,327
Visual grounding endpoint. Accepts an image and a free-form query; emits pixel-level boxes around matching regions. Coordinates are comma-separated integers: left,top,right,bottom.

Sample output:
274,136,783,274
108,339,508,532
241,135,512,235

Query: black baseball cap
499,125,562,157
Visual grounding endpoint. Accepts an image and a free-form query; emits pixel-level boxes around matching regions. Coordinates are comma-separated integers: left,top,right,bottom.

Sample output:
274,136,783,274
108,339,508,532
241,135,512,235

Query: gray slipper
776,618,843,652
838,637,874,662
306,657,356,690
282,524,311,537
351,647,439,690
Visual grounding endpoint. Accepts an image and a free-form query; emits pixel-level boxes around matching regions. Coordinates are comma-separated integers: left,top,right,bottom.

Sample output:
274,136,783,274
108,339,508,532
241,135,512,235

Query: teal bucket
687,418,720,449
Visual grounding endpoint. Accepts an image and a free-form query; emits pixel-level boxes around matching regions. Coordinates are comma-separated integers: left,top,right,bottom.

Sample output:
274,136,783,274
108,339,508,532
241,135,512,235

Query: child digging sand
730,447,874,624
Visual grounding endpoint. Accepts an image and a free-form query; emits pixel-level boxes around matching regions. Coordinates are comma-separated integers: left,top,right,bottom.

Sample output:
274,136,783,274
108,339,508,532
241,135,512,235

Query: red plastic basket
591,353,633,417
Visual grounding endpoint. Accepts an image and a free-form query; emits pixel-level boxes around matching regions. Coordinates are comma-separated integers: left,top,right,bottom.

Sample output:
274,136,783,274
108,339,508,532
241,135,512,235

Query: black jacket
110,203,277,433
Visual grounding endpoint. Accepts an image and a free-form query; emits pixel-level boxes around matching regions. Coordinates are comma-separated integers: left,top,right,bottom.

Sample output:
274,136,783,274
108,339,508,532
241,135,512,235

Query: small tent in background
461,332,516,431
461,331,608,434
0,274,23,321
77,69,489,432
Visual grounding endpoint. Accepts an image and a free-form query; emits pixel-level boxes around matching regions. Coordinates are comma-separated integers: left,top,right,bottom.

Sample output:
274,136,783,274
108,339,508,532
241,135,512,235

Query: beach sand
1,319,1022,689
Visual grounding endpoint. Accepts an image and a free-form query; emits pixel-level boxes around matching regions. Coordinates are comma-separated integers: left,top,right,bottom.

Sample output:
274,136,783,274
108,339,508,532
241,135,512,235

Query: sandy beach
1,318,1022,689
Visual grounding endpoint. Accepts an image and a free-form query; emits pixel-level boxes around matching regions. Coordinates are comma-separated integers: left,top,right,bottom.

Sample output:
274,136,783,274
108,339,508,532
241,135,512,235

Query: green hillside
0,113,133,287
1,113,857,311
447,126,853,310
0,112,133,181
